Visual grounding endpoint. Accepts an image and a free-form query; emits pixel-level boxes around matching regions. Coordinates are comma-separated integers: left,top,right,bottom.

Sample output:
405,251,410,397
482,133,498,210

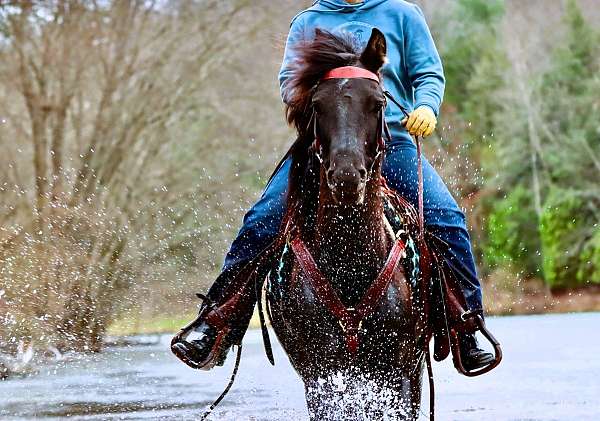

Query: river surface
0,313,599,420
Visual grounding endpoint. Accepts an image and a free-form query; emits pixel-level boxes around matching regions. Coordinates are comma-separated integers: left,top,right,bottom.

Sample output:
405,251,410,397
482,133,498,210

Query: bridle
307,65,425,240
308,66,388,178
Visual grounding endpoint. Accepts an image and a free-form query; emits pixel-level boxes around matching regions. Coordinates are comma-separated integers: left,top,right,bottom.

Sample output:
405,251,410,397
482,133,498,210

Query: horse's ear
360,28,387,73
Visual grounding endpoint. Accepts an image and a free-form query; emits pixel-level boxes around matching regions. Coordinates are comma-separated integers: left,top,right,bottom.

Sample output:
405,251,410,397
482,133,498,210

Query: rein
383,90,436,421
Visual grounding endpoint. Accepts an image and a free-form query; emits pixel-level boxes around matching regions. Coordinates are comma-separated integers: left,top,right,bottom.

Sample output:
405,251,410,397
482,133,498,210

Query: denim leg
382,140,483,311
206,158,291,302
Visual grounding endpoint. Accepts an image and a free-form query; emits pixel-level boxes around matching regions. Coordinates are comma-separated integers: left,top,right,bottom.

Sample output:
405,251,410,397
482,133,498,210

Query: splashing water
306,370,410,420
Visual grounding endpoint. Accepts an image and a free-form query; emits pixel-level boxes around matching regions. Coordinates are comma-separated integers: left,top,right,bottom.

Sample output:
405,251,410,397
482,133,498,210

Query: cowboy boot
171,295,234,371
459,332,495,371
171,262,261,371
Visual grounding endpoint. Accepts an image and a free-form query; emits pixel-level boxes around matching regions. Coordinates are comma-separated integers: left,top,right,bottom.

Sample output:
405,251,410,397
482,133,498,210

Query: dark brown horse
266,29,427,420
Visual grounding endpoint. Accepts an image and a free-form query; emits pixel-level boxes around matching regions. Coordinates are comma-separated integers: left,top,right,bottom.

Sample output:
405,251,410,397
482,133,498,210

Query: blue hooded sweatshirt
278,0,445,144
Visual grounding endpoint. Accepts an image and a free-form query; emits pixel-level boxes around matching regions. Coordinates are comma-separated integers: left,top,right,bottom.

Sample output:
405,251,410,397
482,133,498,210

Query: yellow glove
402,106,437,137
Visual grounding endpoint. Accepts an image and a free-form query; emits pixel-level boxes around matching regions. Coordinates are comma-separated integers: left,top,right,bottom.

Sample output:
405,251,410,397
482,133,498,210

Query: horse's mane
278,30,363,237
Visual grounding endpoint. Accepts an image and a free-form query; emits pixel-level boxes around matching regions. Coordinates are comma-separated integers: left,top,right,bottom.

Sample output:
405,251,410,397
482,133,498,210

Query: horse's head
309,29,387,205
285,28,388,210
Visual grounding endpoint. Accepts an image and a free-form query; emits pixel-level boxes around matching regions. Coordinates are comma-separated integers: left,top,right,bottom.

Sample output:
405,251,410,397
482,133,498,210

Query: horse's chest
279,259,412,350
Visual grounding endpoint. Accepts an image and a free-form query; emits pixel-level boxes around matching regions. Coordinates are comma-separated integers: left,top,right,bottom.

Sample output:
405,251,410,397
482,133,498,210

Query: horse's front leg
304,376,336,421
392,354,424,421
303,370,360,421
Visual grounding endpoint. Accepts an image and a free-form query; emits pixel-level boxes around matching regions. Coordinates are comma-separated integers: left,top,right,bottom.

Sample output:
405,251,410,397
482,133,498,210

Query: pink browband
321,66,380,83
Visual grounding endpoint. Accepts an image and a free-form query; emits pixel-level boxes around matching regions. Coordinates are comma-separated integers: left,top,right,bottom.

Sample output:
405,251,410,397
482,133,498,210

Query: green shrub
484,186,541,277
540,189,600,289
577,228,600,286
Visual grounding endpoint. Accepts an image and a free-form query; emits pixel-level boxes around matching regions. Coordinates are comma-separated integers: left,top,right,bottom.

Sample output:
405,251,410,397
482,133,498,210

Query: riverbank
483,279,600,315
108,285,600,337
107,312,265,337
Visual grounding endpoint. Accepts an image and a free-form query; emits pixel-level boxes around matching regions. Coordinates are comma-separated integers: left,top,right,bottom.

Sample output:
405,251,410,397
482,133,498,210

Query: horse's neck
314,177,390,305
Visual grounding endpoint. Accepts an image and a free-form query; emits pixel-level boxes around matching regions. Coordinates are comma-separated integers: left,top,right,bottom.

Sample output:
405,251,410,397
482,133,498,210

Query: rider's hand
402,106,437,137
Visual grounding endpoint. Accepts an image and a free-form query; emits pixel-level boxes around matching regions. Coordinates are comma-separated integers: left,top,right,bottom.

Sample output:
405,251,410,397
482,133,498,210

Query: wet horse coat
265,29,427,420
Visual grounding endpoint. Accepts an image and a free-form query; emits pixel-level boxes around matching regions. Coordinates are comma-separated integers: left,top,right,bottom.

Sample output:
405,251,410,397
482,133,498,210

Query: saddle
178,174,502,377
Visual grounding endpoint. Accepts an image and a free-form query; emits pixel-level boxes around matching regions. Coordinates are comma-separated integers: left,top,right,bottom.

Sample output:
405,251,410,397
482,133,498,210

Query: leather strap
255,269,275,365
382,90,432,418
290,236,405,355
415,135,425,240
200,344,243,420
321,66,380,83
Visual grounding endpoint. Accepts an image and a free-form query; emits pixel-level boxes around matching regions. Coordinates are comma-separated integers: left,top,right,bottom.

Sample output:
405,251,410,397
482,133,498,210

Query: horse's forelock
283,30,362,236
285,30,361,134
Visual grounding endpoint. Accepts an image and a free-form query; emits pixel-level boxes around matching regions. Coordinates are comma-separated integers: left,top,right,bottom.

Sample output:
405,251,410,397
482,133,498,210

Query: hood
311,0,389,13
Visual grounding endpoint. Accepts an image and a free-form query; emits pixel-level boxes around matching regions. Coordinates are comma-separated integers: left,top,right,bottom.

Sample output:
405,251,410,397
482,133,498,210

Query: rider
172,0,494,371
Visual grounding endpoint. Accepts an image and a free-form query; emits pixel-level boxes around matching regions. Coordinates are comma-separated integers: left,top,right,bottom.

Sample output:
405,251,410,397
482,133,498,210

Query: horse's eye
369,103,382,113
312,100,322,113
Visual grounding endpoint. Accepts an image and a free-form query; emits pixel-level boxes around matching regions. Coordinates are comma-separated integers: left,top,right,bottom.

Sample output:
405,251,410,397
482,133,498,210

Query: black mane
277,30,361,236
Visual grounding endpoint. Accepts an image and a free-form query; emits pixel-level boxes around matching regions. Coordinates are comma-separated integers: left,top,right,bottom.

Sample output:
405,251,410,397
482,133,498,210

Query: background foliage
0,0,599,353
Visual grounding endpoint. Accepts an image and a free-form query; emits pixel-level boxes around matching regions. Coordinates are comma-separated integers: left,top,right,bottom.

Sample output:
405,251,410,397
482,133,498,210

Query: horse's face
313,29,387,206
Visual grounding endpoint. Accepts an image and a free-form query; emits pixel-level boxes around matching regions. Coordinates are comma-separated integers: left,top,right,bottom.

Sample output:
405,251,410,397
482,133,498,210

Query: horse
265,28,428,420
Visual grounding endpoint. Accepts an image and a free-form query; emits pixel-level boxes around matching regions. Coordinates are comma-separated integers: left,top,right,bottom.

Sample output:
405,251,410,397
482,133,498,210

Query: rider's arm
404,5,445,117
278,15,306,105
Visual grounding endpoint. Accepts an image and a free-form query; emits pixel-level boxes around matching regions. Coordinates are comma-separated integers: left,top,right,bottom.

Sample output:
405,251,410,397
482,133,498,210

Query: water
1,313,599,420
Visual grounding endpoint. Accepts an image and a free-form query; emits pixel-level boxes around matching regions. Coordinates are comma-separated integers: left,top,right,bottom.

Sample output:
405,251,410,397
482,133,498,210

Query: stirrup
449,313,502,377
171,294,209,350
171,293,214,344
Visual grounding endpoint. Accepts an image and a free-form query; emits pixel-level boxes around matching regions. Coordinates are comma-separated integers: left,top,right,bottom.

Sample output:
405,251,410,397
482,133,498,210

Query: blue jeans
210,138,483,311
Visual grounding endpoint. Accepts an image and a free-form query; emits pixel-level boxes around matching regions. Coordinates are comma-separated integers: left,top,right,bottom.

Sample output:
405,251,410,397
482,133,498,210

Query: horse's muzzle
327,167,367,205
331,185,366,205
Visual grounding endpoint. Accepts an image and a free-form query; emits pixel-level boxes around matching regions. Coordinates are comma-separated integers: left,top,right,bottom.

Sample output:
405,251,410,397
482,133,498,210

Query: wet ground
0,313,599,420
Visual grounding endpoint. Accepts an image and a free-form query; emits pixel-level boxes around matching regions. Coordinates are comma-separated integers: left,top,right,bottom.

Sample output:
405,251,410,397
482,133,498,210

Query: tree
0,0,265,352
536,0,600,288
429,0,508,265
488,0,600,288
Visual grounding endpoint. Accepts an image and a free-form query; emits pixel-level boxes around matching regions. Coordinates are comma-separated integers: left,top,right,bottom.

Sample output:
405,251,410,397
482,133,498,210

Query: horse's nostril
358,168,367,180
